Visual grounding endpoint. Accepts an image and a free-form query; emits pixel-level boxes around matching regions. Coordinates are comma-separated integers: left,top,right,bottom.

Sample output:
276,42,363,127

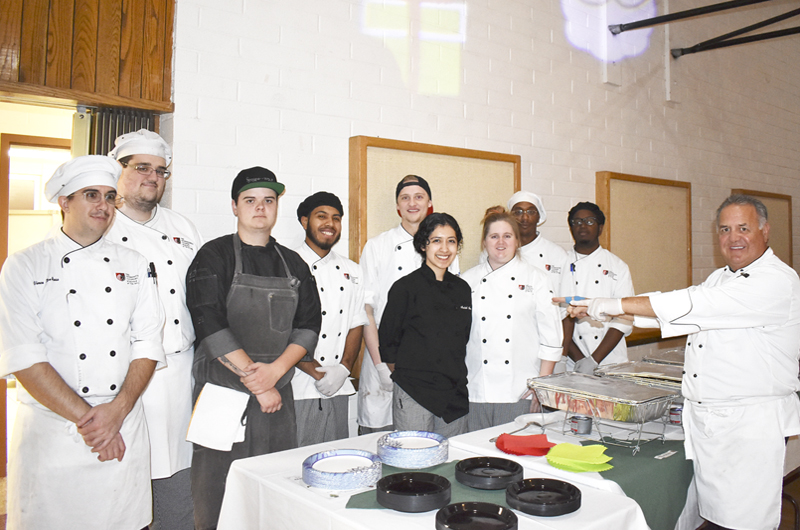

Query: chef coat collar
726,246,773,275
419,261,458,285
57,228,107,254
302,241,335,266
483,254,520,277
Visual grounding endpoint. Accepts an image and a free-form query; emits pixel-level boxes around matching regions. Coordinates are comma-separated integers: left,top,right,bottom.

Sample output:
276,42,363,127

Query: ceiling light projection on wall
361,0,467,96
562,0,655,62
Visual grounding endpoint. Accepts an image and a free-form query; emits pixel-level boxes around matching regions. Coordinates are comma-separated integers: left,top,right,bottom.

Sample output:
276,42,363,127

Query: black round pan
376,472,451,513
455,457,524,490
435,502,518,530
506,478,581,516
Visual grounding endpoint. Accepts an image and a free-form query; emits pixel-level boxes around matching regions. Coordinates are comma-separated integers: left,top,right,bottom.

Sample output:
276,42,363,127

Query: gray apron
192,235,301,530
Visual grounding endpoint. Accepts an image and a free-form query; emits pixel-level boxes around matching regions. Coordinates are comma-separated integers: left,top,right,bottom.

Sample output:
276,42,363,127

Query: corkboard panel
596,172,692,344
732,189,792,268
349,136,520,271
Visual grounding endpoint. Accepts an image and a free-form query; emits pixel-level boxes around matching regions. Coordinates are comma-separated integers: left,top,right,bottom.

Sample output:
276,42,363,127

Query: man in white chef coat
0,155,166,530
357,175,458,433
507,191,567,293
563,194,800,530
292,191,367,445
560,201,634,373
107,129,202,530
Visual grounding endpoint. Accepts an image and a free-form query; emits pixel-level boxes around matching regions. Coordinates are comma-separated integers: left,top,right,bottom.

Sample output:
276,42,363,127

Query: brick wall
169,0,800,288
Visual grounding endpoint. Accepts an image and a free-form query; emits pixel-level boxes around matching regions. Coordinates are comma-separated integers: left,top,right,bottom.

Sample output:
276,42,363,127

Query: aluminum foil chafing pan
527,373,679,423
594,361,683,392
642,347,685,366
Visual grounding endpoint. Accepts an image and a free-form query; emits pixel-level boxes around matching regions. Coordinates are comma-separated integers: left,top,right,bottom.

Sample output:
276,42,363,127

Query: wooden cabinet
0,0,174,112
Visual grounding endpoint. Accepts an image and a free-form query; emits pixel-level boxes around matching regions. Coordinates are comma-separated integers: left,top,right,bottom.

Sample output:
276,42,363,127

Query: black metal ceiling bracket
671,7,800,57
608,0,773,35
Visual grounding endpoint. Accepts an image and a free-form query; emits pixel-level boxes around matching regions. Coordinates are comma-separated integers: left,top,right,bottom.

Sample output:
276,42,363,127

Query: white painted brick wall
170,0,800,296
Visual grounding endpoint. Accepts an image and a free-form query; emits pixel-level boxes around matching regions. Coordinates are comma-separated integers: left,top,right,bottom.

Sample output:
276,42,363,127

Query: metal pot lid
455,457,524,490
506,478,581,517
376,472,451,513
435,502,518,530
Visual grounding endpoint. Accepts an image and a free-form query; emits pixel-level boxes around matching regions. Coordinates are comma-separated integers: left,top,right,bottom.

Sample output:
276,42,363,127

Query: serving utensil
489,421,541,443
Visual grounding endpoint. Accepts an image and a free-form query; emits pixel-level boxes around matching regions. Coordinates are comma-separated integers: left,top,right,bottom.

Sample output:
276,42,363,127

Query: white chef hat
107,128,172,166
45,155,122,203
507,191,547,225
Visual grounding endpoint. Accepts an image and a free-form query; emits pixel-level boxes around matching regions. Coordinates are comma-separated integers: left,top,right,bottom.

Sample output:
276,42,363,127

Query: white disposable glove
314,364,350,397
576,298,624,322
573,356,599,375
376,362,394,392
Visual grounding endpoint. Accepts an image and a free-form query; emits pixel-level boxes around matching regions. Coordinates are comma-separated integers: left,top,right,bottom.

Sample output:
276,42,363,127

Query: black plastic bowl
376,472,451,513
455,457,524,490
506,478,581,516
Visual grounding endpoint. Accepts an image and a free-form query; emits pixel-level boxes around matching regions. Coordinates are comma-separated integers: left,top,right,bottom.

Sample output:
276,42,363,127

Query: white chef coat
291,243,368,400
559,246,634,366
0,230,166,530
106,205,202,479
462,256,563,403
357,224,459,427
648,248,800,529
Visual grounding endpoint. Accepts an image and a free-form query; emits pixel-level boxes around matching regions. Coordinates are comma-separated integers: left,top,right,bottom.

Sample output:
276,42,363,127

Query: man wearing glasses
506,191,567,294
0,155,165,529
107,129,202,530
559,201,634,374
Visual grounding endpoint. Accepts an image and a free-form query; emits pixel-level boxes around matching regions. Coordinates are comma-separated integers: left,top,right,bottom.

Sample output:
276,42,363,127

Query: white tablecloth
217,429,651,530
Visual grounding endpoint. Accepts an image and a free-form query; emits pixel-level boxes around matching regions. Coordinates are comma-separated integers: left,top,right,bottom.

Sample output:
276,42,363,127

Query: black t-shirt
379,262,472,423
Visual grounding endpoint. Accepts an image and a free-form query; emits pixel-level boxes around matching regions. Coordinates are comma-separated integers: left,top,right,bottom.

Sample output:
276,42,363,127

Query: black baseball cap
231,167,285,200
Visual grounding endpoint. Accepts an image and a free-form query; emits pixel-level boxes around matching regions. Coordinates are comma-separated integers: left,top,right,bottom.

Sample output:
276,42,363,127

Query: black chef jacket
379,262,472,423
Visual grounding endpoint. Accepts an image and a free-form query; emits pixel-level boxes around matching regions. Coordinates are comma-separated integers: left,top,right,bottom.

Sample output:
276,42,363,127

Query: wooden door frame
0,134,71,477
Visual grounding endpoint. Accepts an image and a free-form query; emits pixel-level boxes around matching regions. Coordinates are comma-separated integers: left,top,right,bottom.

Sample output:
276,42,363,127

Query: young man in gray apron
186,167,321,530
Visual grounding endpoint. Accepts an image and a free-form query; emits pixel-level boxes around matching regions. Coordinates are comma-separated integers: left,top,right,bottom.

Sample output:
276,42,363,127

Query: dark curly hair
568,201,606,225
413,212,463,257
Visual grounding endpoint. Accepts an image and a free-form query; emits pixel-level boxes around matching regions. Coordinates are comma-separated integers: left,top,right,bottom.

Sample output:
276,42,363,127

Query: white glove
584,298,624,322
573,356,599,375
314,364,350,397
376,362,394,392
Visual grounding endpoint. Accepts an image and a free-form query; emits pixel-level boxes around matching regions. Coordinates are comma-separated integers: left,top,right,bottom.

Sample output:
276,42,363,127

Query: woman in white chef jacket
461,207,564,431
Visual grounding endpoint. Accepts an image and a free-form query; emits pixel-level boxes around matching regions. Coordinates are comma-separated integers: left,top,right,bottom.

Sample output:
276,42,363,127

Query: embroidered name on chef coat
344,272,360,284
32,276,60,286
603,270,618,280
116,273,140,285
172,237,195,251
545,264,562,274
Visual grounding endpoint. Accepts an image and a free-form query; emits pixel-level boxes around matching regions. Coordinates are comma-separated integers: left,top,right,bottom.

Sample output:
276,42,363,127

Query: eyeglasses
569,217,598,227
71,189,117,204
512,208,538,217
120,162,171,180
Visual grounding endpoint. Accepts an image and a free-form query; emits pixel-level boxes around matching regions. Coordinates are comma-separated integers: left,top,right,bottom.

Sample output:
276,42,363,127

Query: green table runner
582,439,694,530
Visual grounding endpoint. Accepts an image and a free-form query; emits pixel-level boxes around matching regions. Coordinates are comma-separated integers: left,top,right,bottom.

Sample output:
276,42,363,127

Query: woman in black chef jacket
378,212,472,437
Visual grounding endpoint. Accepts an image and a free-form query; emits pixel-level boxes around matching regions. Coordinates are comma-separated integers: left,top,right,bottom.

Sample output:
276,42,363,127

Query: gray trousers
294,395,350,447
392,384,467,438
150,467,194,530
466,399,533,432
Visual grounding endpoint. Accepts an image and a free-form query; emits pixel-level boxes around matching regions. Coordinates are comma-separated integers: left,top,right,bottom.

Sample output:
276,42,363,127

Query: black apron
192,235,301,530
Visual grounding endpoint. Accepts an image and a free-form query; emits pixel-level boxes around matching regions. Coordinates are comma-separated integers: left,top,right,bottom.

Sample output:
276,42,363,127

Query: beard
307,225,341,251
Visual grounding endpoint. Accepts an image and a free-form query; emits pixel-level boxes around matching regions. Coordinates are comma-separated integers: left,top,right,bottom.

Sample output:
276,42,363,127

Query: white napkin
186,383,249,451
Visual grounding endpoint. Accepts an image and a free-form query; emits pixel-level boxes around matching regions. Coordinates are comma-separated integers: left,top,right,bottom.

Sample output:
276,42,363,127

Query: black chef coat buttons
595,280,599,284
110,350,116,357
107,319,113,325
481,317,485,321
104,257,110,262
397,246,402,250
162,235,167,240
339,309,343,314
335,266,340,270
313,265,317,270
340,286,344,291
105,287,112,293
481,296,485,299
70,289,76,294
698,344,703,348
693,374,698,378
482,279,487,283
82,387,89,393
507,315,511,319
505,338,510,343
320,287,324,292
508,294,512,299
322,311,327,316
122,237,128,242
539,254,543,258
505,360,510,364
483,360,488,364
482,339,487,343
594,336,598,340
167,260,173,265
64,257,70,264
174,319,179,325
170,289,176,294
322,334,327,338
79,353,86,360
398,266,403,271
335,355,339,359
74,321,81,327
110,384,116,391
511,277,515,281
682,370,686,374
320,357,325,361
